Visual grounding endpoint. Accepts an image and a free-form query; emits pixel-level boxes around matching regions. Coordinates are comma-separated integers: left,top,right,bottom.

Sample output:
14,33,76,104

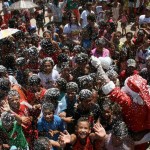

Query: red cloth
119,70,139,83
4,13,11,25
73,137,92,150
11,84,27,102
39,49,59,64
109,87,150,132
26,88,46,103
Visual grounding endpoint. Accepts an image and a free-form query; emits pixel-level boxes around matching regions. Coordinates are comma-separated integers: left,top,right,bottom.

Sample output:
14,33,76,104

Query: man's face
114,33,121,43
81,97,92,110
67,90,76,100
77,121,91,139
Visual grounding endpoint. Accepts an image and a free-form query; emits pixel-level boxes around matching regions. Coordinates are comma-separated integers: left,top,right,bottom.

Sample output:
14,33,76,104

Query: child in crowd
120,11,128,36
59,117,106,150
38,57,60,89
0,111,29,149
37,102,65,150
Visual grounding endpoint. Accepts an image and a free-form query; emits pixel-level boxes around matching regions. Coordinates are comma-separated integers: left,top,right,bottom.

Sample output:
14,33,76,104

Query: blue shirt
37,115,65,141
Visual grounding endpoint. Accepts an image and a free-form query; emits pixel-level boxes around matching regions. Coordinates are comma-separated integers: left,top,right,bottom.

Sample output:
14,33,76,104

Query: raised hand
90,56,101,68
21,116,32,125
93,122,106,139
59,130,71,144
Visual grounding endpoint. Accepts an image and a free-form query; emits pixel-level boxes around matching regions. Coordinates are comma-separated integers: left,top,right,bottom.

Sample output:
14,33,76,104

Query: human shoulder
52,69,59,75
53,115,62,122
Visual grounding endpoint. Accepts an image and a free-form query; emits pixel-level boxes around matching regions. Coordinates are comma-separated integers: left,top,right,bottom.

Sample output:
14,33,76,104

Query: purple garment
91,48,110,58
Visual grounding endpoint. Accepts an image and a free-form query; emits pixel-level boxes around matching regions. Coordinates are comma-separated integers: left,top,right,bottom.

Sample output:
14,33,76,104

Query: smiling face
43,109,54,122
8,95,20,111
77,121,91,139
43,61,53,74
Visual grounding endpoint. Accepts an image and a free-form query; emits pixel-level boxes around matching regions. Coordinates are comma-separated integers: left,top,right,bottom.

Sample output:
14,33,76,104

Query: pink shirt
91,48,110,58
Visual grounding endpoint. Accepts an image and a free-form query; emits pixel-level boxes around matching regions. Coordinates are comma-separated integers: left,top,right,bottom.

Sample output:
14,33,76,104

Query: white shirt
47,0,67,22
38,70,60,89
80,10,95,28
9,75,18,85
63,24,81,34
139,15,150,25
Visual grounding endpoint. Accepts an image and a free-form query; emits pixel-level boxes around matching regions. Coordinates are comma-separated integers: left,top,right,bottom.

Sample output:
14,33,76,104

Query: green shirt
67,0,78,10
0,121,28,149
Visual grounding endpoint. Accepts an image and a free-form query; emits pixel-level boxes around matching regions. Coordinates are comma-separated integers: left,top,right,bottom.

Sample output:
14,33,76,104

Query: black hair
112,121,128,138
1,111,15,125
42,102,55,113
87,14,96,22
34,137,51,150
28,74,41,86
126,32,133,38
0,77,10,92
8,90,20,100
40,57,54,72
56,77,67,92
57,53,69,63
77,117,90,126
43,88,60,109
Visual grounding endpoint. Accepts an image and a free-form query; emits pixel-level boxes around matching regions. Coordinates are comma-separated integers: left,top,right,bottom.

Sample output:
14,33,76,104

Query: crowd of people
0,0,150,149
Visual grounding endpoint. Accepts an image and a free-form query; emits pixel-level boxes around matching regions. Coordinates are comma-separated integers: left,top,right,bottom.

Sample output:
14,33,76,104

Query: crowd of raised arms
0,0,150,149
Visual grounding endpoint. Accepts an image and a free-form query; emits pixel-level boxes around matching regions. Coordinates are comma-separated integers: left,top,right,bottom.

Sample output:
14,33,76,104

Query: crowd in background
0,0,149,149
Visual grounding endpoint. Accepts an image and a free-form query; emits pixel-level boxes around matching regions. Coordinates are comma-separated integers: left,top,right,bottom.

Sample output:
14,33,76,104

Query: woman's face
43,61,53,74
43,32,52,41
8,95,20,110
96,44,103,51
71,16,76,24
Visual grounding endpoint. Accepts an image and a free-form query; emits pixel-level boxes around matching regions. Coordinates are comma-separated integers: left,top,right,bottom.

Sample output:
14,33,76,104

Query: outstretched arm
59,130,77,147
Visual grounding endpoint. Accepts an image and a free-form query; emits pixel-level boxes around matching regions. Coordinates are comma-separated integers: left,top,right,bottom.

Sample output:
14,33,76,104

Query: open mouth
79,132,87,138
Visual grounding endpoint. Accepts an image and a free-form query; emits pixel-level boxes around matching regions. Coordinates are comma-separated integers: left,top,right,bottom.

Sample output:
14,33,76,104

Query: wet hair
62,45,69,51
0,77,10,92
42,102,55,113
16,57,26,67
34,137,52,150
40,57,54,72
146,55,150,62
95,38,106,46
112,121,128,138
87,14,96,22
77,75,94,90
57,53,69,63
73,45,86,53
85,2,92,8
0,65,7,74
137,29,145,36
79,89,92,101
8,90,20,100
40,39,56,55
75,53,88,64
4,54,16,69
28,74,41,86
56,77,67,92
1,111,15,126
114,31,121,37
28,46,39,57
43,30,52,37
18,41,26,47
43,88,60,102
66,82,78,93
126,32,133,38
77,117,90,126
